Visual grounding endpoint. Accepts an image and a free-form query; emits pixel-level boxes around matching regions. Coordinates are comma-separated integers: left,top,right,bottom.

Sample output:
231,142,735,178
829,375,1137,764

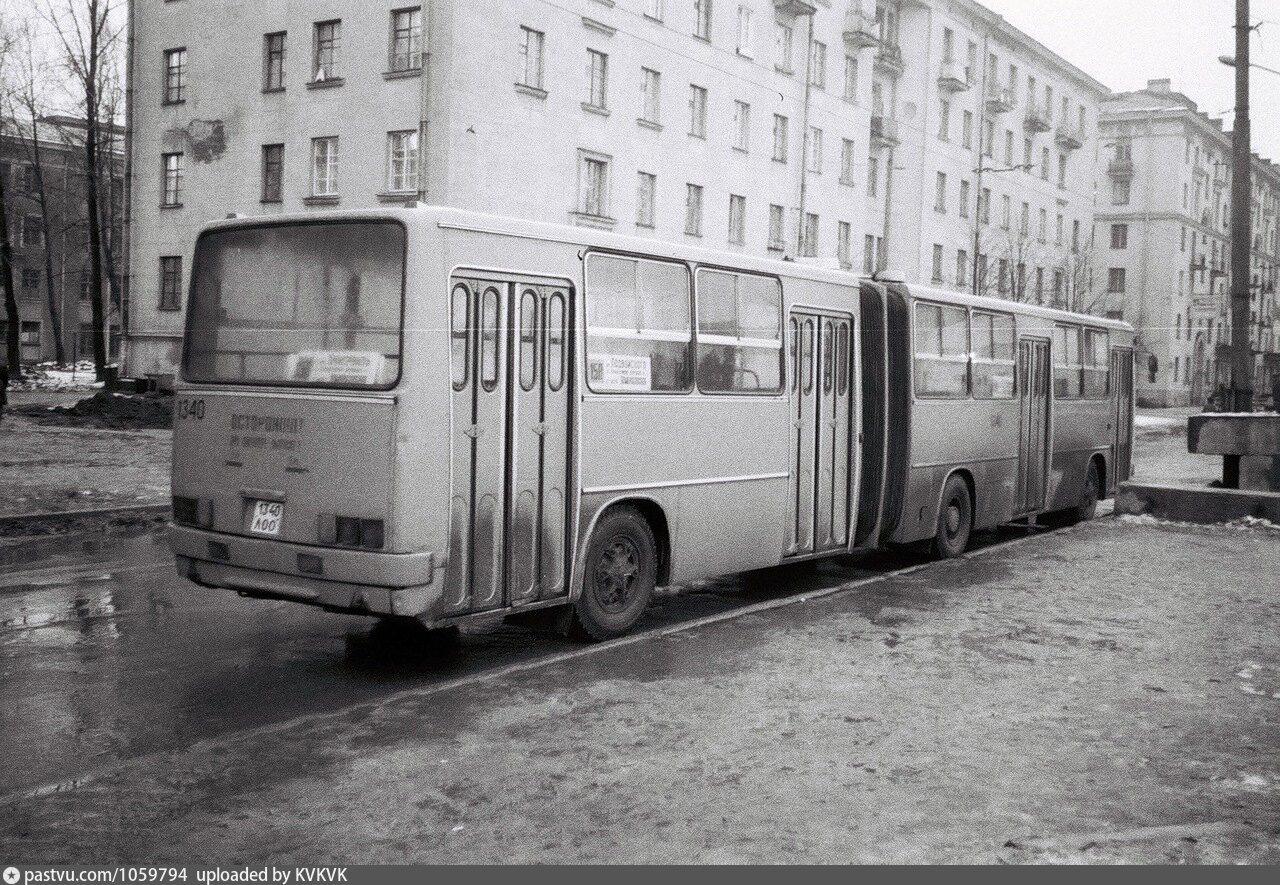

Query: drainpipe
971,33,990,296
795,10,816,255
121,0,136,370
417,0,434,203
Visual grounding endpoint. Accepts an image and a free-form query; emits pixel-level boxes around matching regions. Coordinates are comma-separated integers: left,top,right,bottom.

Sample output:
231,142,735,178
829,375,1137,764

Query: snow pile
8,361,105,392
1116,513,1280,533
15,390,172,430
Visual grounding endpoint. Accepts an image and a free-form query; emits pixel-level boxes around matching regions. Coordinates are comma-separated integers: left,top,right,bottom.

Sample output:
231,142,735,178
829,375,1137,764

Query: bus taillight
173,495,214,528
318,515,385,551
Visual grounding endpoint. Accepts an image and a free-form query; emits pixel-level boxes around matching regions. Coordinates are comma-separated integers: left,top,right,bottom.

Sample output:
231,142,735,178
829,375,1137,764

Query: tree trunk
0,165,23,379
29,117,67,364
83,0,108,381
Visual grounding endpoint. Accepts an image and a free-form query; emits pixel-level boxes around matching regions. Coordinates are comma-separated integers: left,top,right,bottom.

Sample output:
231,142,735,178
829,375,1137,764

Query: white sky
981,0,1280,160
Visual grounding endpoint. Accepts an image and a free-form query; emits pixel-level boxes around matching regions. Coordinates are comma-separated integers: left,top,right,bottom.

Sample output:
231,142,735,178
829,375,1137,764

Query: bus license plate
249,500,284,536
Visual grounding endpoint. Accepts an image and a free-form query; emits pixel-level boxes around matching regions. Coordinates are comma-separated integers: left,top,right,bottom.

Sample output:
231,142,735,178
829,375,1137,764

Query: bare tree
1059,241,1099,315
44,0,123,382
0,26,22,379
998,229,1046,304
10,19,67,363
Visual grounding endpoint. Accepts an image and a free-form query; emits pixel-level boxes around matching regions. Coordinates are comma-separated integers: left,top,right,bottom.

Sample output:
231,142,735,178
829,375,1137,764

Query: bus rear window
183,221,404,389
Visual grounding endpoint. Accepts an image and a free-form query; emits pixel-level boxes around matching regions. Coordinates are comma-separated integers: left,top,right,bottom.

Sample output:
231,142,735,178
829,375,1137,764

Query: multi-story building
1,116,125,364
126,0,885,382
1096,78,1280,407
860,0,1109,305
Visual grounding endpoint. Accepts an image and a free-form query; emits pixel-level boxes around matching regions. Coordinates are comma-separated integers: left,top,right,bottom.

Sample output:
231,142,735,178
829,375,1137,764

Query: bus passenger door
1111,347,1135,491
508,284,571,606
787,310,853,557
1016,337,1051,514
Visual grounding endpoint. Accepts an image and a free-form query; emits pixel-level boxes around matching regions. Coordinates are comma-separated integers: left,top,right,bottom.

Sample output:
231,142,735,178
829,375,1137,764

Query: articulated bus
170,207,1134,640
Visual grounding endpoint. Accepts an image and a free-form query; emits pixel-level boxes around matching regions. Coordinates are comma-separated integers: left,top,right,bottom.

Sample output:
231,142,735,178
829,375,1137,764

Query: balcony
875,42,905,78
1055,124,1084,151
1107,156,1134,178
870,115,899,148
985,83,1014,114
1023,103,1051,133
842,8,880,50
937,60,970,92
774,0,817,18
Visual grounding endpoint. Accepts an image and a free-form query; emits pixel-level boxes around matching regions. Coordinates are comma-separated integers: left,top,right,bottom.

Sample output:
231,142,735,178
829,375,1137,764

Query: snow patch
10,361,106,392
1115,513,1280,533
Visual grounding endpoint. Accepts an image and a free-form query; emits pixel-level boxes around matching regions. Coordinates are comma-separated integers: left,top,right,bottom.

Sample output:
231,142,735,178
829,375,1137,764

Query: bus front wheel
932,475,973,560
570,506,657,642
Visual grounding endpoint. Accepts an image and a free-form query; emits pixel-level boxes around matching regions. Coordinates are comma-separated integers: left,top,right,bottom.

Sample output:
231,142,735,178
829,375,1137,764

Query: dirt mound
13,391,173,430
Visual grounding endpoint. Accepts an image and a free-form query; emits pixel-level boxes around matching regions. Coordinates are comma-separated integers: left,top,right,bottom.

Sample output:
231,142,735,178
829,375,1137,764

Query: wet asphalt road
0,518,1064,799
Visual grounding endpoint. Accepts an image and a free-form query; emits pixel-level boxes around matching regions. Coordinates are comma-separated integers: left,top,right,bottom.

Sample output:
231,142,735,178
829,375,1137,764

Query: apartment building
1,117,125,364
125,0,885,382
859,0,1109,302
1096,79,1280,407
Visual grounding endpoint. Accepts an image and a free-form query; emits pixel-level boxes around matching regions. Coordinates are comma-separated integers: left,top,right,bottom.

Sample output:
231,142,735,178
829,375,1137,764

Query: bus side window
836,321,850,396
801,319,815,394
913,302,969,398
972,311,1015,399
519,288,538,392
450,282,470,391
789,317,800,392
695,270,783,394
546,291,566,392
585,254,692,393
1053,324,1082,398
1082,329,1110,398
821,322,834,393
480,286,501,392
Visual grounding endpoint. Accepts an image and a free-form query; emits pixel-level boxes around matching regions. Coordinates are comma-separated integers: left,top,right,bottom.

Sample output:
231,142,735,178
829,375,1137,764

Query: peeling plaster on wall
162,120,228,163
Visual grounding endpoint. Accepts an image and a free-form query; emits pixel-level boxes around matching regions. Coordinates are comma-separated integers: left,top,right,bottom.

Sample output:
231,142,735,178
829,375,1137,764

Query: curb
0,503,170,531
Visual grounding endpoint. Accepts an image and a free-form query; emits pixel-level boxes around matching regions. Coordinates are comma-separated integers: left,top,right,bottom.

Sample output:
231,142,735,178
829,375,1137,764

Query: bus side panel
1047,399,1112,510
577,397,788,584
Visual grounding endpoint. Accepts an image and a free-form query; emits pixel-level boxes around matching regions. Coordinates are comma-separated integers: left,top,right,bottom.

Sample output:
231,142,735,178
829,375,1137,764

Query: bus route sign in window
585,253,692,393
1053,324,1083,398
695,269,783,394
1082,328,1111,398
971,311,1015,399
184,221,404,389
913,302,970,398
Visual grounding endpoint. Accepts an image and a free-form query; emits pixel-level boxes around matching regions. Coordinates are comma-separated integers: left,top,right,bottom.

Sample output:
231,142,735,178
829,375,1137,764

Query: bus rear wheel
932,475,972,560
570,506,657,642
1075,460,1101,523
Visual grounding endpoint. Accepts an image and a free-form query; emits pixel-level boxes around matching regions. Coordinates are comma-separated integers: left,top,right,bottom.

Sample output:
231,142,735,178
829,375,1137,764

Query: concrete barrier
1115,481,1280,524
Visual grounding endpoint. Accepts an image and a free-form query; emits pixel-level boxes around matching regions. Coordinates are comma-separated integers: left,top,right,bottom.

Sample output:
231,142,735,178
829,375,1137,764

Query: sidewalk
2,517,1276,864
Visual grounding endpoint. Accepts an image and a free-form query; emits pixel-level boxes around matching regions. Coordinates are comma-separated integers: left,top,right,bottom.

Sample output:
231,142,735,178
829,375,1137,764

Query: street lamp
1219,55,1280,77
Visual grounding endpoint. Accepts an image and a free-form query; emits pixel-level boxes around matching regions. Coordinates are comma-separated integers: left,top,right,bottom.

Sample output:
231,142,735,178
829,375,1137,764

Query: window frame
1052,323,1085,399
388,7,423,73
386,129,420,194
310,136,339,197
518,26,546,90
158,255,184,311
161,152,184,206
693,265,785,397
312,19,342,83
163,47,187,105
263,32,286,92
260,143,284,203
970,309,1017,400
911,299,974,401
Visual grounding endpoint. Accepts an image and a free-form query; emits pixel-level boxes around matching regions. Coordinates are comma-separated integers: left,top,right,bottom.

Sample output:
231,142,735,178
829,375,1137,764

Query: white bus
170,207,1134,639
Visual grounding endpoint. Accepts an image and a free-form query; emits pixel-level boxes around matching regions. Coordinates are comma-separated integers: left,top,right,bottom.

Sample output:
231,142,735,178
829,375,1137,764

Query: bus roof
198,205,1134,334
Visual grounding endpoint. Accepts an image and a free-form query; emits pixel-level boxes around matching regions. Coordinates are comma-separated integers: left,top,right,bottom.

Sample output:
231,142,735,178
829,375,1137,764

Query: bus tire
570,506,657,642
932,475,973,560
1074,459,1101,523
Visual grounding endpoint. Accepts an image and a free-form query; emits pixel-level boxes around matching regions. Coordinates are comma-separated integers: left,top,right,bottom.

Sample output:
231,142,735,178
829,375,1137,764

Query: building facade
1096,79,1280,407
1,117,125,364
125,0,1121,384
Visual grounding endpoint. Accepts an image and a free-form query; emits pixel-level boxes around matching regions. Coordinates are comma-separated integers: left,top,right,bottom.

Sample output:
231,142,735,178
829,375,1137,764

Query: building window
1112,179,1130,205
636,172,656,228
934,172,947,213
808,40,826,89
800,212,818,257
1055,213,1064,245
261,144,284,202
694,0,712,41
163,48,187,104
772,114,789,162
519,27,545,90
736,5,753,56
19,214,43,248
840,139,855,186
313,20,341,82
768,204,785,251
956,249,969,287
578,152,611,218
387,130,419,193
646,0,664,21
19,321,40,347
311,137,338,196
689,85,708,137
1108,268,1126,293
159,256,183,311
586,50,608,110
79,270,92,301
863,234,876,274
979,187,990,225
868,157,878,197
1038,208,1047,241
938,99,950,140
1001,194,1011,230
1020,202,1030,236
805,126,822,174
1040,147,1050,180
733,100,750,151
961,110,973,149
959,180,970,219
982,120,994,157
998,258,1010,294
728,194,746,245
389,7,423,72
774,22,793,72
1072,219,1081,251
263,32,286,91
838,221,852,267
642,68,662,125
843,55,858,101
685,183,704,236
1057,154,1067,188
932,244,944,282
1004,129,1014,166
161,152,184,206
1111,223,1128,250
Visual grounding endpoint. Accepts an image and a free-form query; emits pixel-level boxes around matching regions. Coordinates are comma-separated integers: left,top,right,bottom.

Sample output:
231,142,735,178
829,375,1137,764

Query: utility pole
1228,0,1253,411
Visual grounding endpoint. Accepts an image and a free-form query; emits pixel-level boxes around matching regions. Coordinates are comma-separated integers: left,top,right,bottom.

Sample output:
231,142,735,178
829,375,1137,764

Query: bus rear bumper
170,524,440,618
